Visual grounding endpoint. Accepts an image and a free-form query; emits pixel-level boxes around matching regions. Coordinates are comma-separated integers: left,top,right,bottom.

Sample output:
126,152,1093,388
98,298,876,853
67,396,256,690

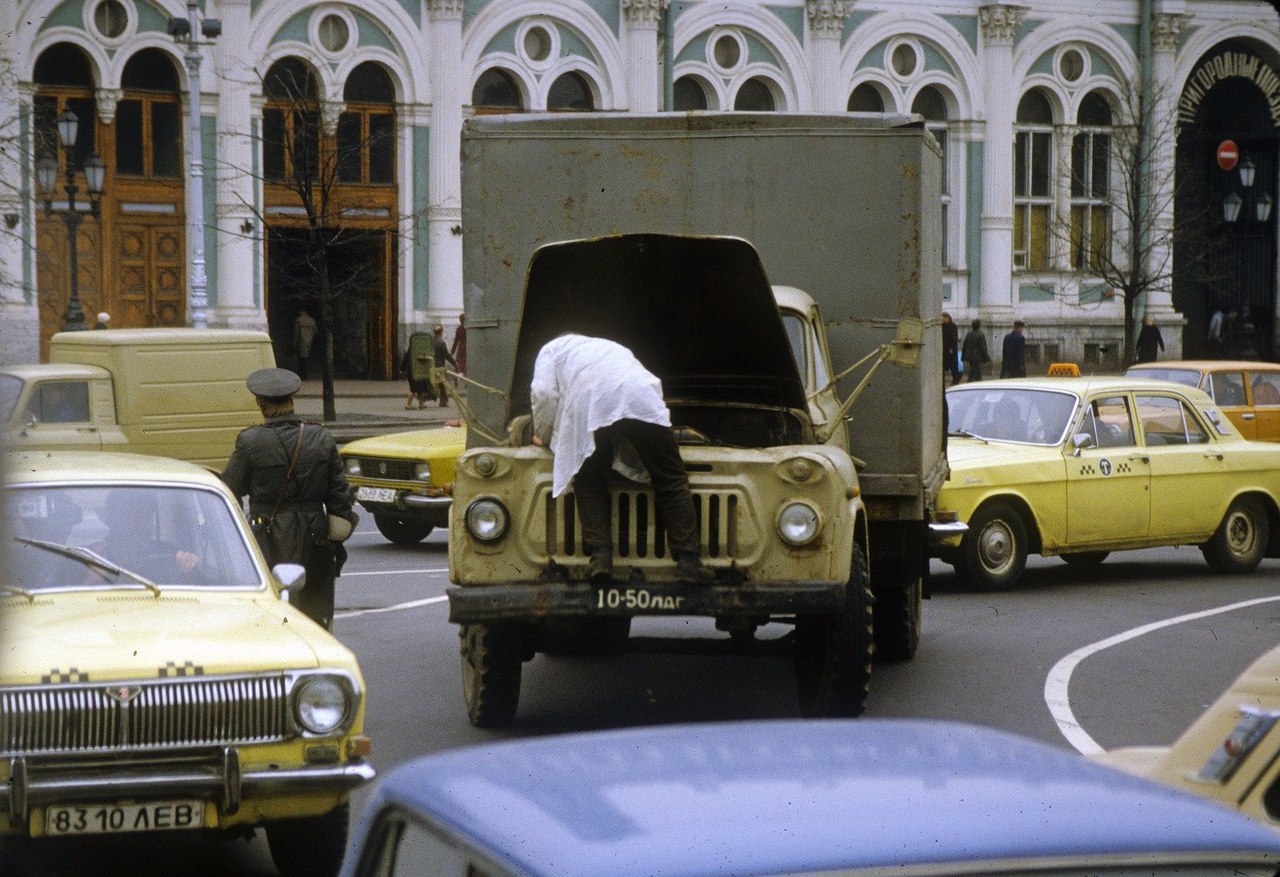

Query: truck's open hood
508,235,807,414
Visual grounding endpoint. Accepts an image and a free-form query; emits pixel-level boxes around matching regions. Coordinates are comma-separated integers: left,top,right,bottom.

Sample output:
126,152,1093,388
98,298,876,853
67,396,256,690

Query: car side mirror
1071,432,1095,456
273,562,307,599
20,410,36,431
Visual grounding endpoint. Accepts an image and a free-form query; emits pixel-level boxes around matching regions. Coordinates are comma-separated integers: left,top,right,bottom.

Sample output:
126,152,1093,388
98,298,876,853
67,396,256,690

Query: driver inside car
90,489,200,582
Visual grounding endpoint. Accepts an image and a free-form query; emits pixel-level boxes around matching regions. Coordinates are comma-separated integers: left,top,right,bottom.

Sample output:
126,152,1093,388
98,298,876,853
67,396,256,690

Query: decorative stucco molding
426,0,463,21
1154,13,1192,53
95,88,123,125
622,0,667,28
979,5,1027,45
320,100,345,137
807,0,850,39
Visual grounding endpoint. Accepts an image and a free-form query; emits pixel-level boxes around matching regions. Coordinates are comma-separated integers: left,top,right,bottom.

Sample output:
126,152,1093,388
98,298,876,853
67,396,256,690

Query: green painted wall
414,126,430,310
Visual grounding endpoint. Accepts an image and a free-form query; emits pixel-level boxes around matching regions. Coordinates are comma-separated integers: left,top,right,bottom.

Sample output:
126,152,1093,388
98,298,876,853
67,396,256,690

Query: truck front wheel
460,623,523,728
374,514,433,544
872,574,921,662
794,545,873,718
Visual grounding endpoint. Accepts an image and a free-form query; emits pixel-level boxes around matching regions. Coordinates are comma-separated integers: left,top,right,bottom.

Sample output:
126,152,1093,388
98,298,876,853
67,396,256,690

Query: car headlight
413,463,433,482
466,498,509,543
293,675,352,735
778,502,820,546
343,457,361,477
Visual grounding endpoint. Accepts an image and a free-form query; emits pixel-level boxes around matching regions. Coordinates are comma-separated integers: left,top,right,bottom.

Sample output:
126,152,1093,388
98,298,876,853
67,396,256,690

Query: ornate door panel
117,223,185,326
36,213,103,360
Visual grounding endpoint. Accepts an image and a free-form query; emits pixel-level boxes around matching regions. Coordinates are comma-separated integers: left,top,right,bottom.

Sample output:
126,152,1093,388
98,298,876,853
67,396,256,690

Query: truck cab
448,234,871,726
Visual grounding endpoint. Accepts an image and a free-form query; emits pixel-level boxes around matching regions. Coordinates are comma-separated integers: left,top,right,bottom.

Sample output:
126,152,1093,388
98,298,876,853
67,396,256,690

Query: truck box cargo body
449,113,946,726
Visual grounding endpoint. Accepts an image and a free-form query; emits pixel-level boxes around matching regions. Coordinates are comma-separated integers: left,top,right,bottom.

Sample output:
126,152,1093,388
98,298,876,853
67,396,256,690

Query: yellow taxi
1126,360,1280,442
934,377,1280,590
1096,643,1280,831
1,451,373,877
340,423,465,543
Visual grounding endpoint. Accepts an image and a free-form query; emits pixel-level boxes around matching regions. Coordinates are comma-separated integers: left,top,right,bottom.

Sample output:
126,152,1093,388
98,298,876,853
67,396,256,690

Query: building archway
1175,41,1280,359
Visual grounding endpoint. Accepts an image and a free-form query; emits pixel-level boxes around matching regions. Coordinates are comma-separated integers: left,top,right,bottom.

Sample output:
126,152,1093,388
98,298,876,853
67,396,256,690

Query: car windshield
6,484,261,592
1126,366,1201,388
946,386,1078,445
0,374,22,422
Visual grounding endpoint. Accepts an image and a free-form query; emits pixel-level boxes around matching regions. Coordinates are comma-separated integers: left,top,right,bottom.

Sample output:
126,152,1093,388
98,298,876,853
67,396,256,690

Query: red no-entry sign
1218,140,1239,170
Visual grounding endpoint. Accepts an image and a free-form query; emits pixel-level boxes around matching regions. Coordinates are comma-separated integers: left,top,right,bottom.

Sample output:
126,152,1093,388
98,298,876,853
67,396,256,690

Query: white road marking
1045,595,1280,755
336,595,448,619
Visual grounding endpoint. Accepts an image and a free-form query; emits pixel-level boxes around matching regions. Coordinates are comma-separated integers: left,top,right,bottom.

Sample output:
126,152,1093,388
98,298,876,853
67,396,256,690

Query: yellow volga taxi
1126,360,1280,442
933,377,1280,590
340,423,465,543
1095,643,1280,830
0,451,373,877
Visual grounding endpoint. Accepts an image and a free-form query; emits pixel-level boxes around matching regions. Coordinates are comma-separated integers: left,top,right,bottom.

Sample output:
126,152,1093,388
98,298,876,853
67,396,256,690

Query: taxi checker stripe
159,661,204,677
42,668,90,684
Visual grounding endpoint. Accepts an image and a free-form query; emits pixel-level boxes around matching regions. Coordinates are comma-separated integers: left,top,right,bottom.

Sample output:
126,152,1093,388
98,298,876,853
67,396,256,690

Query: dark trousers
965,361,984,382
574,419,700,561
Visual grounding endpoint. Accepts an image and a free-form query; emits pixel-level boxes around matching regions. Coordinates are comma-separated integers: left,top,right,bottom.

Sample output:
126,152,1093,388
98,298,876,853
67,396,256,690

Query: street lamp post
35,110,105,333
169,2,221,329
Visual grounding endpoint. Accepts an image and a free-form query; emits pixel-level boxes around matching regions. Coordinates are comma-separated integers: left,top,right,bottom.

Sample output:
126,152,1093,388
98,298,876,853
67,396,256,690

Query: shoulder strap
266,424,306,530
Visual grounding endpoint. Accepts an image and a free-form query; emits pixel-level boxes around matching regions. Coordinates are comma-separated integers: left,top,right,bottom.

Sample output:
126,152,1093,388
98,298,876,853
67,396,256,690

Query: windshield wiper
947,429,989,444
0,583,36,603
14,536,162,596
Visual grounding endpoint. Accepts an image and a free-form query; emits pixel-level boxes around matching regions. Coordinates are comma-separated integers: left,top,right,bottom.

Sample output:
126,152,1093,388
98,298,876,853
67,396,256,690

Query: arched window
673,76,708,111
472,68,522,113
1014,89,1055,270
116,49,182,179
847,83,884,113
547,72,593,111
33,44,97,172
339,63,395,184
262,58,320,183
913,86,951,266
1071,91,1113,271
734,77,775,111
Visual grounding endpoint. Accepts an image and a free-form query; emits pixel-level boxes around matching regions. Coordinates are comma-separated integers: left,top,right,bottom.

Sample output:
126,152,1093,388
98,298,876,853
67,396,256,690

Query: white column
1145,12,1191,323
0,37,37,364
806,0,848,112
622,0,665,112
211,0,261,329
426,0,464,323
978,4,1025,311
1053,124,1076,271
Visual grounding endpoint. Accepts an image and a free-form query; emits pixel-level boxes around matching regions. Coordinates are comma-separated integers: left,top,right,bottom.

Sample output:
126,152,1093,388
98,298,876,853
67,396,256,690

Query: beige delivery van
1,329,274,467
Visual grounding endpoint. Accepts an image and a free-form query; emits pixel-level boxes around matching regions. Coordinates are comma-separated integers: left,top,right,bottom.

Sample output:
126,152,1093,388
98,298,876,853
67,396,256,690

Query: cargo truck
447,113,952,726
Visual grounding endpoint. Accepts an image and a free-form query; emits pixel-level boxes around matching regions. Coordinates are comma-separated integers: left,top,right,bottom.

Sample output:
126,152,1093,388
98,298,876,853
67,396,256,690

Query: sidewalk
293,378,462,443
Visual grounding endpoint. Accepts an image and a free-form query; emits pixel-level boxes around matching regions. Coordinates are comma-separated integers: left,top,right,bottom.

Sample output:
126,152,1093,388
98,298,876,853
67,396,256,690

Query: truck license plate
45,800,204,835
356,486,397,503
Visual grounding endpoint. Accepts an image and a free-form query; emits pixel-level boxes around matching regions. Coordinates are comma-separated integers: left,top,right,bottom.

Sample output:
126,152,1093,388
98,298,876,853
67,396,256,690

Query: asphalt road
8,527,1280,876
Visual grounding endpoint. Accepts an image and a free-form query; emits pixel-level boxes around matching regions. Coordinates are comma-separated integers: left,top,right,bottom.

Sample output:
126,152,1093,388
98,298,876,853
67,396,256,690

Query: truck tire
460,623,522,728
266,803,348,877
872,574,922,662
1201,495,1269,574
794,544,873,718
957,502,1027,591
374,514,433,544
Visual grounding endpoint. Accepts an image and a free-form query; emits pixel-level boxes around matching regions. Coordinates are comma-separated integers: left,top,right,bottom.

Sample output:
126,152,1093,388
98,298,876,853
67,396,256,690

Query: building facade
1,0,1278,374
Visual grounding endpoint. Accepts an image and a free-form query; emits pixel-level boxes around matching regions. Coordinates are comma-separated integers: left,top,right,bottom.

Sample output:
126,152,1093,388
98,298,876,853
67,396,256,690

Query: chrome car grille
545,490,739,559
350,457,415,481
1,674,290,756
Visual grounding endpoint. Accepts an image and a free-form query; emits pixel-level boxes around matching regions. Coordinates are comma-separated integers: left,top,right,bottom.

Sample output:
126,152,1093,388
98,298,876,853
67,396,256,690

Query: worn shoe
586,553,613,583
675,554,716,585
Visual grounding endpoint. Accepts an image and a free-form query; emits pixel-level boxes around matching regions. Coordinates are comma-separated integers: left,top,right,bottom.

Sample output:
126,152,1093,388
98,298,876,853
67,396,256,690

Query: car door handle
1128,453,1150,463
1204,450,1225,460
1242,413,1256,420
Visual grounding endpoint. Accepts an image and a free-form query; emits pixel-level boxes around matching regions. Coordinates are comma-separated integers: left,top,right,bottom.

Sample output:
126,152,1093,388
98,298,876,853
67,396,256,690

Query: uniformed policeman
221,367,356,629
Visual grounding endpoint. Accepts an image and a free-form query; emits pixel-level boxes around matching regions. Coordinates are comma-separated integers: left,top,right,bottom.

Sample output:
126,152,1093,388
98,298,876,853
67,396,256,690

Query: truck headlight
413,463,432,482
293,675,352,735
778,502,820,546
466,498,509,543
343,457,361,477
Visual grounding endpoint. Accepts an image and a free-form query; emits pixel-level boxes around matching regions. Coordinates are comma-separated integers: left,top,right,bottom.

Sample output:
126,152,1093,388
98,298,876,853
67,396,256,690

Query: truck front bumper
448,580,846,624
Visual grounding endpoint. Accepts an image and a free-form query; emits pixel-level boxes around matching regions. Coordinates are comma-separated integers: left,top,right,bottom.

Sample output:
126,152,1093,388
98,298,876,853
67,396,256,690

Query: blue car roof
347,719,1280,877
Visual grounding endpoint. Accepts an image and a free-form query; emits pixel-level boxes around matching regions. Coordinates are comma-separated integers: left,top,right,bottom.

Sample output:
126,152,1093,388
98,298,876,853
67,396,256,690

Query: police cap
246,367,302,398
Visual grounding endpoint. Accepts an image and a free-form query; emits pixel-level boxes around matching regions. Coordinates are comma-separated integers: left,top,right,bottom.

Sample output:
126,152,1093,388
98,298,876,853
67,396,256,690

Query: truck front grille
1,674,290,756
350,457,416,481
544,490,738,559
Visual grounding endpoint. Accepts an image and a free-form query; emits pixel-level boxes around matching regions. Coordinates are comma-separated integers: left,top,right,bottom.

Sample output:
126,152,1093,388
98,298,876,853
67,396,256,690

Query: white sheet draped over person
529,334,714,584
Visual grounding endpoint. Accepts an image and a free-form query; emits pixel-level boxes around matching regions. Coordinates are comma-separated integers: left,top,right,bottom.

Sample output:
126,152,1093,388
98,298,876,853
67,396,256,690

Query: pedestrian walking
401,334,434,409
1208,306,1225,358
1134,316,1164,363
530,334,715,585
962,319,990,382
221,368,357,630
431,324,457,407
941,311,960,385
1000,320,1027,378
451,312,467,376
293,310,318,380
